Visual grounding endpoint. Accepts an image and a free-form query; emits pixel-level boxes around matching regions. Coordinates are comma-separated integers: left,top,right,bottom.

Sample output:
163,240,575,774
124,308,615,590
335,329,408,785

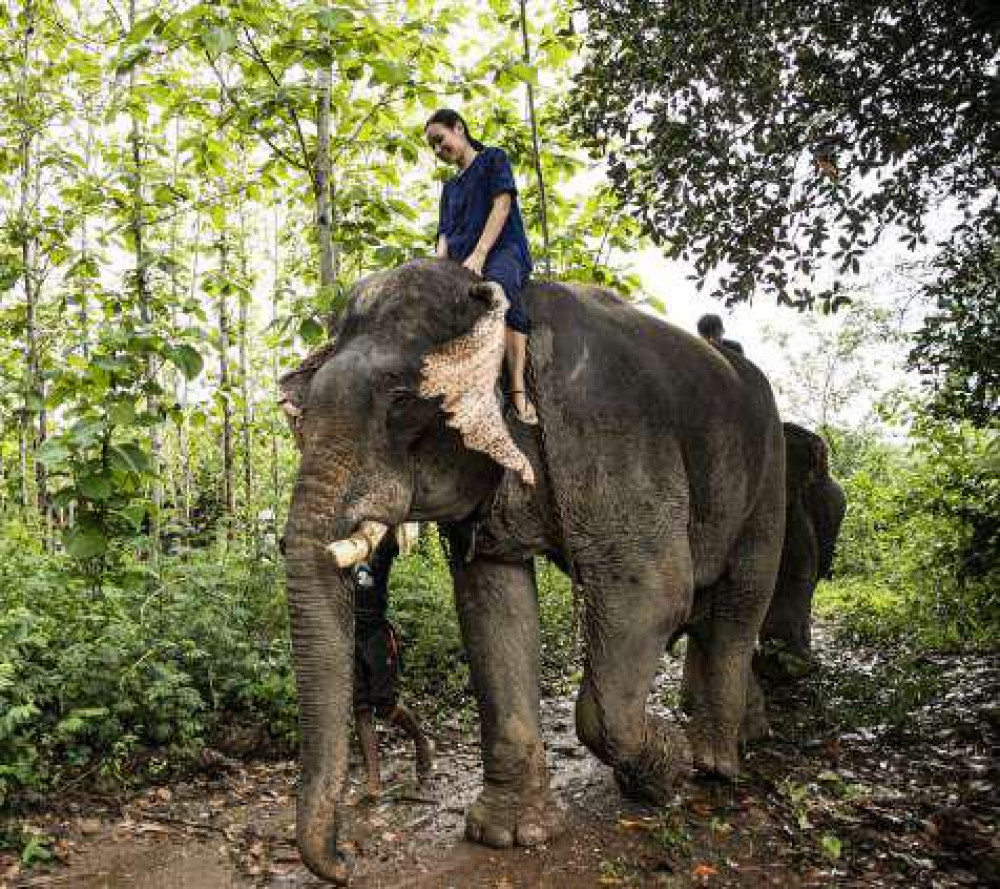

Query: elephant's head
782,422,829,490
281,259,533,882
782,422,845,580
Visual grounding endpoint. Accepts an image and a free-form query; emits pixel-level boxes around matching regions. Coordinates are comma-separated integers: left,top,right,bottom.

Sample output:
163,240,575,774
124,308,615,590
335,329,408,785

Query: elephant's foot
613,718,692,806
688,719,740,779
741,671,770,743
755,641,816,683
465,783,563,849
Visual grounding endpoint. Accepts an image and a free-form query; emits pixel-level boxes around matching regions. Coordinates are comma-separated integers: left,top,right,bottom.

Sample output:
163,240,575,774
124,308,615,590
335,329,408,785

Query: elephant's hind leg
447,544,562,849
574,538,693,806
683,512,781,777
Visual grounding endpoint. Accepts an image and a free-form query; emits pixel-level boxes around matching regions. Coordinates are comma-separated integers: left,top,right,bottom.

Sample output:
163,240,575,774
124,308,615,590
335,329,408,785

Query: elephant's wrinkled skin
282,259,785,883
760,423,846,658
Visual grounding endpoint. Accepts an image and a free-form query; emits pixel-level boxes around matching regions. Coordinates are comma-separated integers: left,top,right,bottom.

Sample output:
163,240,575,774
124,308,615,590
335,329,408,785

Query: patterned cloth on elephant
352,537,402,717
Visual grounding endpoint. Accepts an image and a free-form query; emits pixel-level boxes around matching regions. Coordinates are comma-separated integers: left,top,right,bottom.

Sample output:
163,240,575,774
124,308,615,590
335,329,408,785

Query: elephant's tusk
326,520,389,568
396,522,420,555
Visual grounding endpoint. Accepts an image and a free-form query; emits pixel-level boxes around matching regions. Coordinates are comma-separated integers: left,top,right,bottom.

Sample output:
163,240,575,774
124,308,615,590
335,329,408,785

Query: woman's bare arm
464,193,511,274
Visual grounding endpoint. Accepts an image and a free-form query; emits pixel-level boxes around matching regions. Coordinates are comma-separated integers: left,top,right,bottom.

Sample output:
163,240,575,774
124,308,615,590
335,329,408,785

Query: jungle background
0,0,997,886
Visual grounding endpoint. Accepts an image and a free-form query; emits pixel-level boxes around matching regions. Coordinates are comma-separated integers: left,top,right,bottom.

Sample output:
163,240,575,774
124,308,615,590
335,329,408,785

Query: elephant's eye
389,386,417,408
386,385,437,448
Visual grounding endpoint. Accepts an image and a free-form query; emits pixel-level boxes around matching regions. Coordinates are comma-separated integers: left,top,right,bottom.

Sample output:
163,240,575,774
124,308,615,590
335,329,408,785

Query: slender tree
518,0,551,276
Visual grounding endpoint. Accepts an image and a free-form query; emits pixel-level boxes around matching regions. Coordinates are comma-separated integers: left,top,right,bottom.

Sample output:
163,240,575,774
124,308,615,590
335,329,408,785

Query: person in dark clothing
425,108,538,425
352,532,433,798
697,313,744,355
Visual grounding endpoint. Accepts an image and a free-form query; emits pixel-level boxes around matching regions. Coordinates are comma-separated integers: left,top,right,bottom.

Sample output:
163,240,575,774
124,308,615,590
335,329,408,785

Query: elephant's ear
418,282,535,486
278,340,338,409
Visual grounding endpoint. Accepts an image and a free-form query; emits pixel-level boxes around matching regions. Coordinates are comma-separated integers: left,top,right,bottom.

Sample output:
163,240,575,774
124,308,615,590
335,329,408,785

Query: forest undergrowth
1,423,997,869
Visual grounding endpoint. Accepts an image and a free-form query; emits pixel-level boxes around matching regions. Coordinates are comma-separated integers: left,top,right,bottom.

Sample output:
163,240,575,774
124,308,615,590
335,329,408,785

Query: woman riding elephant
281,259,785,883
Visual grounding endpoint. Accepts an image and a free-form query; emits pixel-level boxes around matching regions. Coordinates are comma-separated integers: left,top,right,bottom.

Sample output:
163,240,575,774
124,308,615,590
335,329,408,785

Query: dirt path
4,625,998,888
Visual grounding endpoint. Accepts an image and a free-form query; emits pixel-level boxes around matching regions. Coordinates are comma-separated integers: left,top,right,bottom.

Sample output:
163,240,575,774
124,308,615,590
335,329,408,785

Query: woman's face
425,122,468,166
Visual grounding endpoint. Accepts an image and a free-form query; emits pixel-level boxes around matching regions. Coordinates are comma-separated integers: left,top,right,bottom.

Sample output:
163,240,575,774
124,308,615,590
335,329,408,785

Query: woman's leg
505,328,537,424
483,252,538,425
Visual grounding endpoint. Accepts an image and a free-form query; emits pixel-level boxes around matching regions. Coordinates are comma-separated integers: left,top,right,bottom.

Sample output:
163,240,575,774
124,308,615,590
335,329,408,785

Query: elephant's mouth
326,519,390,568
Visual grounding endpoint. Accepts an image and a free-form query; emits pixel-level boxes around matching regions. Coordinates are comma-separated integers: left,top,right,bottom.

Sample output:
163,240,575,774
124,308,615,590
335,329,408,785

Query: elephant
281,259,786,883
760,423,846,660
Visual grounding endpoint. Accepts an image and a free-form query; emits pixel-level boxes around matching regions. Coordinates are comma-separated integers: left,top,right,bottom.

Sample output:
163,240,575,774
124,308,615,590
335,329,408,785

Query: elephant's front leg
450,552,562,848
575,539,694,806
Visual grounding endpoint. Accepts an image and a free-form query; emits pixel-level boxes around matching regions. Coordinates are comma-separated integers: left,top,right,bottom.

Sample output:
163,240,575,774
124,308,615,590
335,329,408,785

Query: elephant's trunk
284,473,360,884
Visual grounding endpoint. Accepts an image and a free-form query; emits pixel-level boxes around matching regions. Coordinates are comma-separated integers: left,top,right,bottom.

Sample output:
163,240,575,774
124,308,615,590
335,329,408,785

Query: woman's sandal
510,390,539,426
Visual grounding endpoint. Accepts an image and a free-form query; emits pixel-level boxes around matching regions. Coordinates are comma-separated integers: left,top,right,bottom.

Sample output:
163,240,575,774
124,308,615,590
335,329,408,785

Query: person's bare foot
511,390,538,425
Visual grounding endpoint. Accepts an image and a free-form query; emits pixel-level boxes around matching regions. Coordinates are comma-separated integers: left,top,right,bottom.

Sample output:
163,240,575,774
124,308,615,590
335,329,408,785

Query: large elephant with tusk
280,259,786,884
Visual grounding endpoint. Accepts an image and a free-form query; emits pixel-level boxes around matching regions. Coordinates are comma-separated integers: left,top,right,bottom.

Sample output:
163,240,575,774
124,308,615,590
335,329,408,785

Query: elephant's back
524,279,784,583
523,279,773,433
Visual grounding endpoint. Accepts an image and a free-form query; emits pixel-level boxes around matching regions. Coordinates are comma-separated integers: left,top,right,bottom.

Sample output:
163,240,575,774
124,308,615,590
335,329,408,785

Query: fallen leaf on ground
618,817,657,831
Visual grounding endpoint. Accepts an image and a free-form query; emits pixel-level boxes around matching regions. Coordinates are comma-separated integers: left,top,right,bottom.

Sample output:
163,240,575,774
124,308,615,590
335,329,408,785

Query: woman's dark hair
425,108,485,151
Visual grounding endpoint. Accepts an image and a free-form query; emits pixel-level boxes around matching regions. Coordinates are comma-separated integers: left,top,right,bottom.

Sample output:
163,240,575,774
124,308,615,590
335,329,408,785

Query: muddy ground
4,624,998,888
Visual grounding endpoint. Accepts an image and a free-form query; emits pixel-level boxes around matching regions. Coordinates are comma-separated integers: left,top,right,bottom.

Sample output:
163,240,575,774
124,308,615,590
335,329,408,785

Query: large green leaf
202,26,237,57
166,344,204,381
316,7,355,31
35,440,72,469
370,61,411,86
114,42,152,74
109,443,152,476
64,523,108,559
77,474,113,501
298,317,326,344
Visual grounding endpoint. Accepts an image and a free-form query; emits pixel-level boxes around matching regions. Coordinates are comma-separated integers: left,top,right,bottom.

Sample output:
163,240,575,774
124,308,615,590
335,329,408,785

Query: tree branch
204,51,305,172
241,26,311,174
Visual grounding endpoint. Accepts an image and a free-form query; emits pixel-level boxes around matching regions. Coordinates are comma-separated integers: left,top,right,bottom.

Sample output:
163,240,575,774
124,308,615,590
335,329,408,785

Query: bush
388,530,580,709
388,532,469,711
818,422,1000,648
0,525,295,807
0,518,584,809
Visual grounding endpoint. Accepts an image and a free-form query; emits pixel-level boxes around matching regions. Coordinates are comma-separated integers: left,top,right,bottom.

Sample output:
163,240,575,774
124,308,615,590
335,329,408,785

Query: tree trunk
15,0,44,516
78,117,94,360
519,0,551,277
269,203,282,518
127,0,161,558
164,116,183,515
238,195,253,537
218,237,236,523
182,207,203,525
314,18,337,292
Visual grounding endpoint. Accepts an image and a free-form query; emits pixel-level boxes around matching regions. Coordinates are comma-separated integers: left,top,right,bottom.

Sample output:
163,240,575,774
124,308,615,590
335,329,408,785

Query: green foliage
536,557,579,691
0,513,580,805
909,211,1000,427
570,0,999,307
818,422,1000,647
387,531,578,708
0,522,295,807
386,533,469,711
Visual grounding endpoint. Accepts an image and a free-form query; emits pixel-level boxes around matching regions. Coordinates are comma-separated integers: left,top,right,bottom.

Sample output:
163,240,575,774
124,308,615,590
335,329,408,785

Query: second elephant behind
761,423,847,658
